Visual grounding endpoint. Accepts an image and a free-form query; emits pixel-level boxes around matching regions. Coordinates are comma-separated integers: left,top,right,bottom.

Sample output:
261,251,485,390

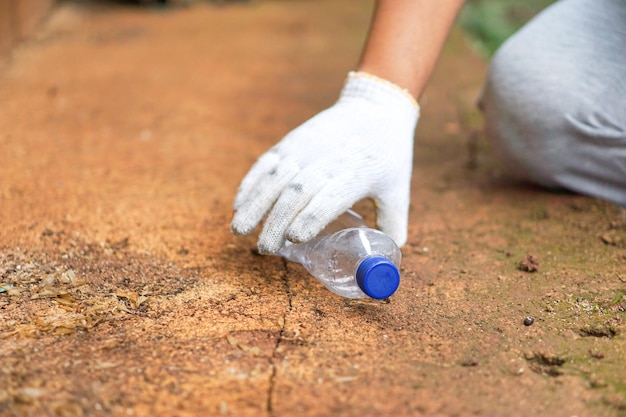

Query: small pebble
523,316,534,326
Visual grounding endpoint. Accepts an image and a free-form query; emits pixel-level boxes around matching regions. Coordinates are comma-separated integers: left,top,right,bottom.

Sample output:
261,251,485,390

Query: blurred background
1,0,557,61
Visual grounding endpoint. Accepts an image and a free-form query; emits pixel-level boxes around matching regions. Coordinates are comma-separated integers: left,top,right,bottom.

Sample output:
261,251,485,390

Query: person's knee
481,42,626,206
480,42,572,188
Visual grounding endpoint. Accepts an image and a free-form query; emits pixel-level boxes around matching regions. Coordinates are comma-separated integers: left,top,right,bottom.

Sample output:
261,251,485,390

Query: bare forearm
358,0,465,98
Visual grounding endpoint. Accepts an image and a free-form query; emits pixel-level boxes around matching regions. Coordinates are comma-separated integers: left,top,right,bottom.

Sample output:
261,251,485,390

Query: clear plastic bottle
278,210,401,299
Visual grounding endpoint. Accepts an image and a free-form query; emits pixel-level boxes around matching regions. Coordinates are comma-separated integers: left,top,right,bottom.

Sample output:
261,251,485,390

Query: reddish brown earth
1,1,625,416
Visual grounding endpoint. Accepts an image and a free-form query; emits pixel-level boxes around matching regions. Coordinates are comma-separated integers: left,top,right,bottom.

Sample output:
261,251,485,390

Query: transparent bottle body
278,211,402,299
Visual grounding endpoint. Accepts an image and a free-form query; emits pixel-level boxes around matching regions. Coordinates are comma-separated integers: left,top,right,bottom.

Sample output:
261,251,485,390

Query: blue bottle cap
356,256,400,299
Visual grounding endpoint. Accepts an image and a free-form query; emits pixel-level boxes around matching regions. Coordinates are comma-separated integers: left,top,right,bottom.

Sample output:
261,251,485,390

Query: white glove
231,71,420,254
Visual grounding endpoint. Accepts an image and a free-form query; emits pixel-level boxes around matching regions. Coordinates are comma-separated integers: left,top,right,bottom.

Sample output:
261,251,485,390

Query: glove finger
233,151,279,210
231,157,299,236
286,173,369,244
256,170,327,254
375,195,410,248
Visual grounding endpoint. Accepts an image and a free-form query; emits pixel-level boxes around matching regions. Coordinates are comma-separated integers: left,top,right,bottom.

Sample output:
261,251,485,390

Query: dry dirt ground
1,1,625,416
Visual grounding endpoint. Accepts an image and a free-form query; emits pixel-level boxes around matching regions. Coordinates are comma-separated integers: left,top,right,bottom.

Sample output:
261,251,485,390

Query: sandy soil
1,1,625,416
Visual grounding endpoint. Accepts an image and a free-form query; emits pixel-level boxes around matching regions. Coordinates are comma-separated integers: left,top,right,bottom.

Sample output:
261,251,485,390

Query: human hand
231,71,420,254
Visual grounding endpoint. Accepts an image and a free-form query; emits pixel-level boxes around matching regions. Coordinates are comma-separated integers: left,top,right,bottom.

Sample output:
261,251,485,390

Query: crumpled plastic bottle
278,210,401,299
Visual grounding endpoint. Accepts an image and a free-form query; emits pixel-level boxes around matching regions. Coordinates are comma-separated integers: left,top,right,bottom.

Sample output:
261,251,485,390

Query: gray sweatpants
479,0,626,207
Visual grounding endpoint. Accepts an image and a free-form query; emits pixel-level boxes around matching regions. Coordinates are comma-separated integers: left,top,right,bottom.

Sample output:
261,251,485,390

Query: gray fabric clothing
479,0,626,207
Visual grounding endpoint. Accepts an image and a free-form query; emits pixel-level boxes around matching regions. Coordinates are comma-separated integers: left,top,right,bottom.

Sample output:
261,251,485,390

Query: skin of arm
358,0,466,99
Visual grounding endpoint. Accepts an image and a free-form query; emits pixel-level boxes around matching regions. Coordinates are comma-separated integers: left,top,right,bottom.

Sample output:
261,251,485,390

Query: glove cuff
340,71,420,119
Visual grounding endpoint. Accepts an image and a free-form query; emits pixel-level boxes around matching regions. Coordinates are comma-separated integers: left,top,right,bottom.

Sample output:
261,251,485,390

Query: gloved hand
231,71,420,254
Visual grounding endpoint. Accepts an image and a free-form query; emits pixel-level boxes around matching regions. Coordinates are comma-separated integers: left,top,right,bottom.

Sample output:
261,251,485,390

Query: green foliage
459,0,556,56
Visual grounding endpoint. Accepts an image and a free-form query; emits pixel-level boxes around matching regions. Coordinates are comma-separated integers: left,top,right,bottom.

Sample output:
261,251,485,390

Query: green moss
606,292,625,309
459,0,556,56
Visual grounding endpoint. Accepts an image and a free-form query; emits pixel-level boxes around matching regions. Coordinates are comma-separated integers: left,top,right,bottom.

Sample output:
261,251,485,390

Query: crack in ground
266,259,293,416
